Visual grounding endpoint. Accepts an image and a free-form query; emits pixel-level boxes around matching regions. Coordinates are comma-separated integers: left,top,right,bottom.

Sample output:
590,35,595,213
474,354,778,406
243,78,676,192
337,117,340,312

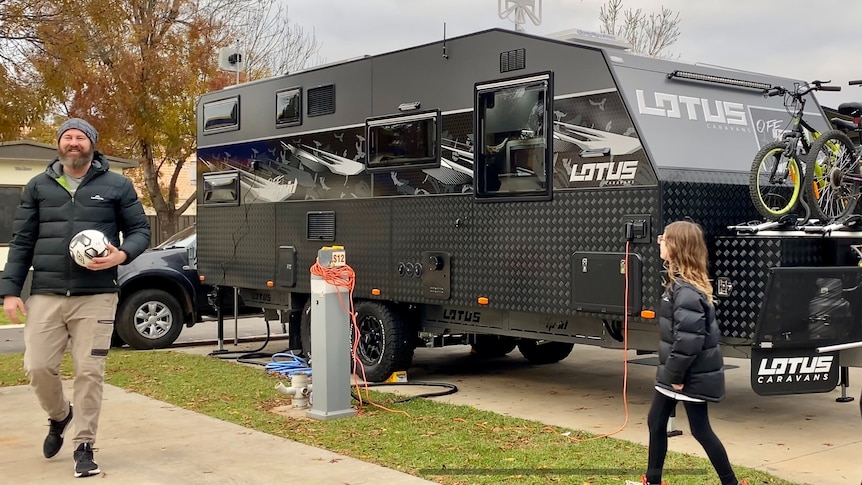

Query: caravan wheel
471,335,517,357
352,301,415,382
517,339,574,364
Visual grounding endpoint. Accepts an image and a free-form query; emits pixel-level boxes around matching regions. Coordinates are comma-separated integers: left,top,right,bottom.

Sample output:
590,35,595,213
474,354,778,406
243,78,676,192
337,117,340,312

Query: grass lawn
0,350,798,485
0,312,12,325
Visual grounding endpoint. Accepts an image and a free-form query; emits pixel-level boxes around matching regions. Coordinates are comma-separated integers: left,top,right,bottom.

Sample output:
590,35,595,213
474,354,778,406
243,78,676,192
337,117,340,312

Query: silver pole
233,286,239,346
816,340,862,353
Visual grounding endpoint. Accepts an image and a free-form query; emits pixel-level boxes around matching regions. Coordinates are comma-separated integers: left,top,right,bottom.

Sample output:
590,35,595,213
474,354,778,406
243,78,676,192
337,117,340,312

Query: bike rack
729,215,862,237
727,214,803,234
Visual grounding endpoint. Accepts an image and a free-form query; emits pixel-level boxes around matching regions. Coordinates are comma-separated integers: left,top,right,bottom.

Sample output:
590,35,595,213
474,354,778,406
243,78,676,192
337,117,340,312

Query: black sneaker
43,404,73,458
73,442,100,478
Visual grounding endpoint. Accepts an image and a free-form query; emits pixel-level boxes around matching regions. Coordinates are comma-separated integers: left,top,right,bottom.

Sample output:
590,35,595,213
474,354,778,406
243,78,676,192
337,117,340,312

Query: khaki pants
23,293,118,447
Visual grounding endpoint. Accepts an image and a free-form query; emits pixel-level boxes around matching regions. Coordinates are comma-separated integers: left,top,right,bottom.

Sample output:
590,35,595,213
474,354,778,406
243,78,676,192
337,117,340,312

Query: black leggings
646,390,738,485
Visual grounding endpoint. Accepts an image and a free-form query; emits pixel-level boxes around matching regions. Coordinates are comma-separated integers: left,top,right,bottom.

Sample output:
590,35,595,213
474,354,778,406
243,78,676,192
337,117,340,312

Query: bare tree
238,0,323,80
599,0,680,58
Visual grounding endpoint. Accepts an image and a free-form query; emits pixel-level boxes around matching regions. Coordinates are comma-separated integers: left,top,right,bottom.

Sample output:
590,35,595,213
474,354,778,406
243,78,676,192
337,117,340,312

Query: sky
284,0,861,109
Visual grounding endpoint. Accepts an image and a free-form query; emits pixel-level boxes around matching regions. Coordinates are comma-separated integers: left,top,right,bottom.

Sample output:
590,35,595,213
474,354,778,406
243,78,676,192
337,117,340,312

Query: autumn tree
0,0,57,139
25,0,320,241
598,0,680,58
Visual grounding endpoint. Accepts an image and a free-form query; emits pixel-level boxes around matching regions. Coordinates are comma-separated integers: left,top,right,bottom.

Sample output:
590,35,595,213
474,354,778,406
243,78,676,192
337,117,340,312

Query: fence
146,215,196,247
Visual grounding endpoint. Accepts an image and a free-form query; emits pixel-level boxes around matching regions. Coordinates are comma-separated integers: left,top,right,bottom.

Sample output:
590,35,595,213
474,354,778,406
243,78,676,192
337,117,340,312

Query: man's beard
59,146,93,170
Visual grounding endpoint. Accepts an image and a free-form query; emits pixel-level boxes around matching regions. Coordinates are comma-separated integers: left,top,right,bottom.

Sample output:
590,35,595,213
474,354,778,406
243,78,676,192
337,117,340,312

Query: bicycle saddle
837,102,862,116
831,117,860,131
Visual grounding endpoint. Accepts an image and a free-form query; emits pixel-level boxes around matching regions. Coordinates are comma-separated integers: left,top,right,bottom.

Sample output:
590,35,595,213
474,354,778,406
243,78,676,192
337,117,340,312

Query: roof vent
546,28,631,51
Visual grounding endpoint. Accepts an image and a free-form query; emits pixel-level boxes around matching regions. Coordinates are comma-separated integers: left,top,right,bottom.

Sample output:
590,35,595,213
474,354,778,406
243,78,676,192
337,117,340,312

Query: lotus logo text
756,356,833,384
442,309,481,323
636,90,747,126
570,161,638,182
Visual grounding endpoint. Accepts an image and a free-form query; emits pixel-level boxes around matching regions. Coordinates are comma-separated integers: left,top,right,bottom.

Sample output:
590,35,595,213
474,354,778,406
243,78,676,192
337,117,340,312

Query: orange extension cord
560,240,632,444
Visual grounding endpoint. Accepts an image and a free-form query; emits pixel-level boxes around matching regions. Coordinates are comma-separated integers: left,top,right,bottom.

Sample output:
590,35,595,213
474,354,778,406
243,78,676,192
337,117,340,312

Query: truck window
475,73,552,200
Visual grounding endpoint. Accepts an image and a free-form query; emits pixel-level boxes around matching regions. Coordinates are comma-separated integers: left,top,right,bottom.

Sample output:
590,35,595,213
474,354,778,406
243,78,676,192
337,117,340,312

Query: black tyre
471,335,517,357
115,289,184,350
748,140,803,220
352,301,414,382
806,130,861,222
517,339,574,364
299,300,312,358
110,331,126,348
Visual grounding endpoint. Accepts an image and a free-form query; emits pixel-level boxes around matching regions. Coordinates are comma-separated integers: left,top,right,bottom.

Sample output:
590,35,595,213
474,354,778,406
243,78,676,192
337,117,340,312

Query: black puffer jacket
0,153,151,297
655,280,725,402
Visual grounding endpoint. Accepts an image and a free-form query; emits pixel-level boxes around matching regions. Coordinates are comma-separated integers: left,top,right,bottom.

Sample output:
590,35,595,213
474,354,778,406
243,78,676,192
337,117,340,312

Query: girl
642,220,745,485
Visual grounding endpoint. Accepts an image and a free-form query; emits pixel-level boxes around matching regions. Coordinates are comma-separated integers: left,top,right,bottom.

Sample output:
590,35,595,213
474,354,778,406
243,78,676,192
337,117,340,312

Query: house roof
0,140,138,168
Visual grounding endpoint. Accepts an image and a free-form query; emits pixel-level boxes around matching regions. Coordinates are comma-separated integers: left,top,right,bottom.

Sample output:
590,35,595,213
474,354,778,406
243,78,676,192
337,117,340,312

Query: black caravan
194,28,862,395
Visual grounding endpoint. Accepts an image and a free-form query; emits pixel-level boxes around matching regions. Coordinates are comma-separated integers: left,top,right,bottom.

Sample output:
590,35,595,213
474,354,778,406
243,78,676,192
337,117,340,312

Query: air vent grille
307,85,335,117
307,211,335,241
500,49,526,72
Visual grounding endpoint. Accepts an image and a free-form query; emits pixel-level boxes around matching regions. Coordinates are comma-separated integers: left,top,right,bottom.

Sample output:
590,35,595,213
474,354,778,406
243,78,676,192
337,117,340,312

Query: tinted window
475,74,552,200
203,97,239,133
366,110,440,172
276,88,302,127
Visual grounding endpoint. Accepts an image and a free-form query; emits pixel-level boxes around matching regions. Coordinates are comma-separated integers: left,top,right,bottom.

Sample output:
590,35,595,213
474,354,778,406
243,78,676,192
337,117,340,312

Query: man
0,118,150,478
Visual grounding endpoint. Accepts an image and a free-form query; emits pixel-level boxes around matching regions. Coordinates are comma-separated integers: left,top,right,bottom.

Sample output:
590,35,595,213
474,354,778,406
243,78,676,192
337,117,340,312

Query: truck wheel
116,289,184,350
518,339,574,364
353,301,414,382
471,335,517,357
110,331,126,348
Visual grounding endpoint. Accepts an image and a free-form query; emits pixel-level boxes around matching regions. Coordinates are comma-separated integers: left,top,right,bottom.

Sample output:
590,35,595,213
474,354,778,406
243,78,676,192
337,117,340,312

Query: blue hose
264,352,312,376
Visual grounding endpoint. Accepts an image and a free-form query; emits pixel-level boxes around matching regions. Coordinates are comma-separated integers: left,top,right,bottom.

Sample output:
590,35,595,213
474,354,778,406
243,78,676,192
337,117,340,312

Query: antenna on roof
442,22,449,59
498,0,542,32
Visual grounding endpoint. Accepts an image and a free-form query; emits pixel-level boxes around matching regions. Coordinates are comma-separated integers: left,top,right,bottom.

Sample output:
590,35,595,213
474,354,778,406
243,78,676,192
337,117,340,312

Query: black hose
207,316,291,366
352,381,459,403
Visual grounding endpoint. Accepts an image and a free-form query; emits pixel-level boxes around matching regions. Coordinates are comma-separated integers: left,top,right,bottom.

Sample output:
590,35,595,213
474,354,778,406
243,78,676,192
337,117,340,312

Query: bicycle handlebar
763,81,840,97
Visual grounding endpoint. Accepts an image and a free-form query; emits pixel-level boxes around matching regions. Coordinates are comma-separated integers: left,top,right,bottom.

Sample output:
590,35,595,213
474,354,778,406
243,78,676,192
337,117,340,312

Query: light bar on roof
667,70,772,90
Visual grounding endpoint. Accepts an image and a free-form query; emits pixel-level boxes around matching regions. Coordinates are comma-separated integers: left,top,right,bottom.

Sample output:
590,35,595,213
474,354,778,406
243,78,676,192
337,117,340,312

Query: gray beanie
57,118,98,145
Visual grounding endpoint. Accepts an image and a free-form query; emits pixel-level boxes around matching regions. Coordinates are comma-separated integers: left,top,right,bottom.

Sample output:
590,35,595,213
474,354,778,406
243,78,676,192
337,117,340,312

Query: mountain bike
749,80,841,220
805,80,862,222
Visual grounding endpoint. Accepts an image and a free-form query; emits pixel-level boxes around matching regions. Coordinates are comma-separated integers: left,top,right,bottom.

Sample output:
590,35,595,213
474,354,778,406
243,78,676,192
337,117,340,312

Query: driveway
396,345,862,485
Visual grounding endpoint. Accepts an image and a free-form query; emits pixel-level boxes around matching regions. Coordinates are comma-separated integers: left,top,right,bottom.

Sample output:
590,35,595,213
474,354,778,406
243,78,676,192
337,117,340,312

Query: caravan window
276,88,302,127
202,97,239,134
475,73,552,200
365,110,441,172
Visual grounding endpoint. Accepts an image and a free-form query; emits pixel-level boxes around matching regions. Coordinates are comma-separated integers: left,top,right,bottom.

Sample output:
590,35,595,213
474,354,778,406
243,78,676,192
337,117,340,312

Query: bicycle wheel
749,140,803,220
806,130,861,222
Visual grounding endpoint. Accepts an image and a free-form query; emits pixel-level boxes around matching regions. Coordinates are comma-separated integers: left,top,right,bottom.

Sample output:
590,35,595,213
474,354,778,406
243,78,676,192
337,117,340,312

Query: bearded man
0,118,150,478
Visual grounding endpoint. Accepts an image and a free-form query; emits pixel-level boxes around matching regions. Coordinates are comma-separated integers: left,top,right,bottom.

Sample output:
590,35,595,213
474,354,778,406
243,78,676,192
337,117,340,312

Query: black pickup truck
115,225,253,349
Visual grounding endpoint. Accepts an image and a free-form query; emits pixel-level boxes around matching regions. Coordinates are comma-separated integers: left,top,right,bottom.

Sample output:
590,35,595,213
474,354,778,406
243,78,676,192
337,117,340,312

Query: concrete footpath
0,382,435,485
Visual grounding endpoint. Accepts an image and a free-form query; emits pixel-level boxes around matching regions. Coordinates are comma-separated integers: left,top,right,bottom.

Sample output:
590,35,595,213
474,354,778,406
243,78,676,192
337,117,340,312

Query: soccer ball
69,229,109,268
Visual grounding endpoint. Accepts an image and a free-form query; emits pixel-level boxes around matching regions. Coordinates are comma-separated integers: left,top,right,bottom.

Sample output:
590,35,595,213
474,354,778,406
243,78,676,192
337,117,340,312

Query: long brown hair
662,220,713,302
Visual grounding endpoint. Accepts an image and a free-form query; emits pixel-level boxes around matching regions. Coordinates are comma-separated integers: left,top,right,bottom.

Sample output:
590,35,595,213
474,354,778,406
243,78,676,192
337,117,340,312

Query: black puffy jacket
655,280,726,402
0,153,151,298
